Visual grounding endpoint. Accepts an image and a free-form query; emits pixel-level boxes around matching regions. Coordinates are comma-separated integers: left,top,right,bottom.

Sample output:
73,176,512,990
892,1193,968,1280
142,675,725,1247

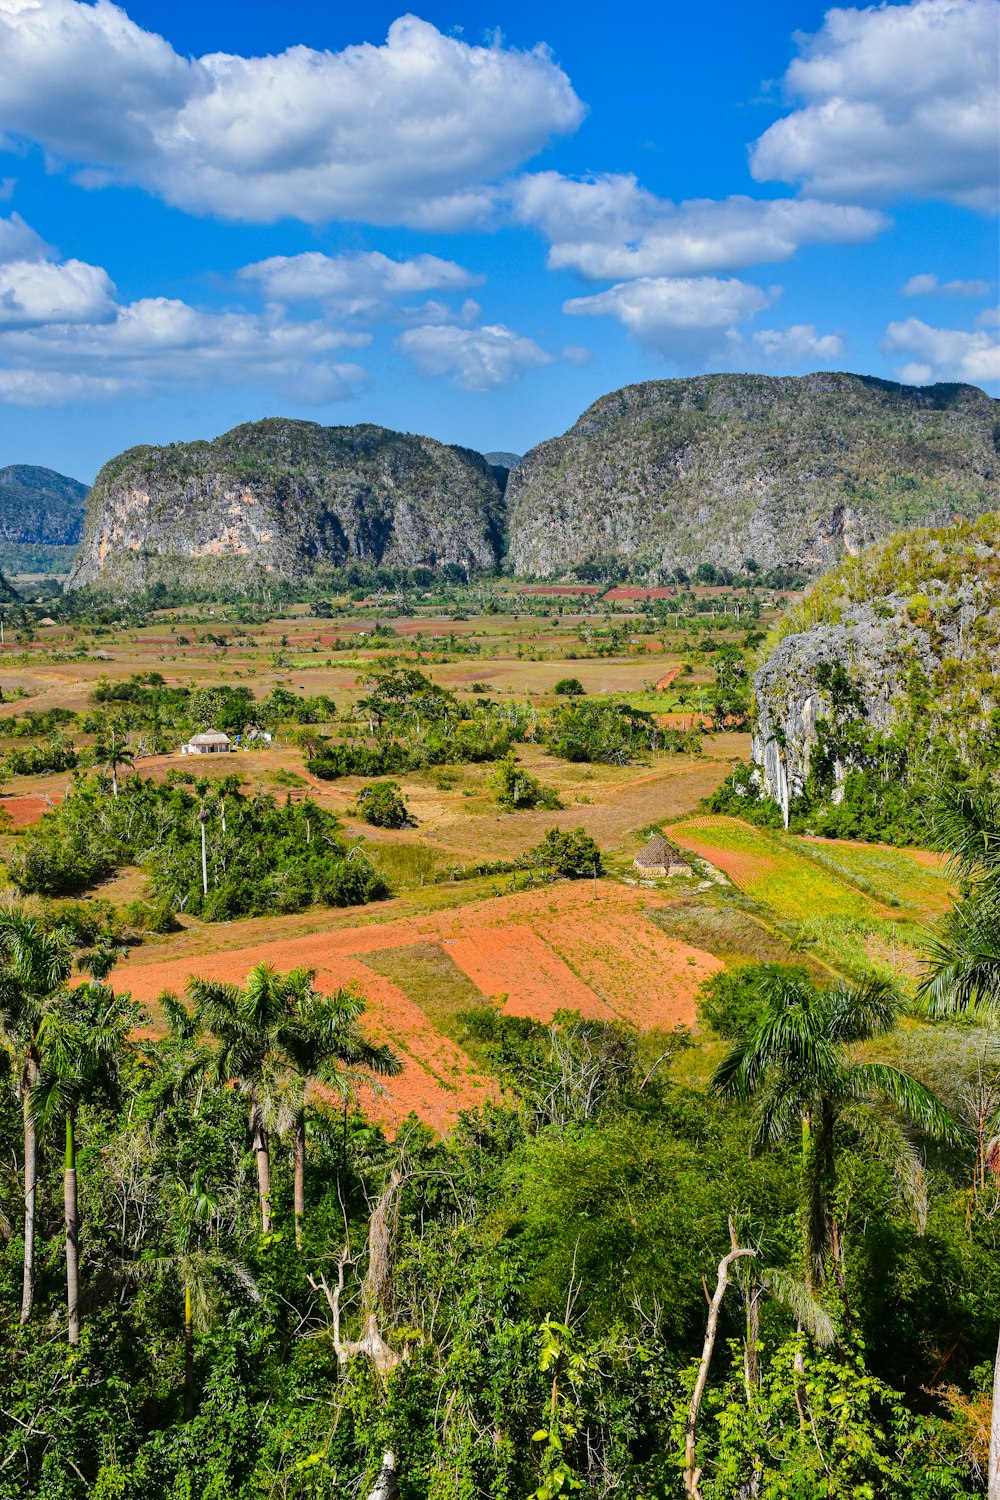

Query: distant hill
65,374,1000,595
0,465,88,546
68,419,506,594
505,373,999,577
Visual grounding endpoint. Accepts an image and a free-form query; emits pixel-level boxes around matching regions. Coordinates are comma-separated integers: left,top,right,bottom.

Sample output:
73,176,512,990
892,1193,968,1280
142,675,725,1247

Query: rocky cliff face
68,420,506,593
750,513,1000,823
0,466,88,546
505,373,999,577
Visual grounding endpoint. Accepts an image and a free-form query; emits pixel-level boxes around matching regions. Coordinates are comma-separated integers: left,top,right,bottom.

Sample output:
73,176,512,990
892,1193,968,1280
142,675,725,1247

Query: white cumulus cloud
513,172,886,278
901,273,992,297
241,250,482,321
883,316,1000,384
751,324,844,360
0,4,585,227
750,0,1000,209
0,291,371,406
564,276,774,356
0,210,49,263
397,321,552,390
0,256,116,326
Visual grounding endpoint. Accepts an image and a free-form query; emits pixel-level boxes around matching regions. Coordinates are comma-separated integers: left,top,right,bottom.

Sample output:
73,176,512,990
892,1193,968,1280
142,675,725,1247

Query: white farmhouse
181,730,232,756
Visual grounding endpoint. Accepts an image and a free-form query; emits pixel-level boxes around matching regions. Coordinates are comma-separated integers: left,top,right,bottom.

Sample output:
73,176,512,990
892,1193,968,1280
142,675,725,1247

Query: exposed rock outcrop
750,514,1000,824
68,420,506,594
506,373,999,577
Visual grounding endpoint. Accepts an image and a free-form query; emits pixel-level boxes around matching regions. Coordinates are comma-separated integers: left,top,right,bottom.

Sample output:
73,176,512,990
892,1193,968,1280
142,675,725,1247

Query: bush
355,780,410,829
553,677,585,696
123,896,181,934
529,827,603,878
39,898,119,946
490,752,562,812
696,962,811,1038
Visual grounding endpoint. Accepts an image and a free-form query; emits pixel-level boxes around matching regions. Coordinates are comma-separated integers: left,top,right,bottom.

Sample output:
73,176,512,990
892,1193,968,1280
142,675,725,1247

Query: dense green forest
1,783,999,1498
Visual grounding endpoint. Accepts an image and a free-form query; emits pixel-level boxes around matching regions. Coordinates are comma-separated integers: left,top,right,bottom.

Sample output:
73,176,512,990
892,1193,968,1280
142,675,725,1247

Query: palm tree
273,969,400,1247
919,783,1000,1018
130,1174,258,1420
101,730,135,799
189,963,290,1235
917,782,1000,1498
710,973,960,1294
191,964,400,1243
0,912,73,1323
33,979,135,1344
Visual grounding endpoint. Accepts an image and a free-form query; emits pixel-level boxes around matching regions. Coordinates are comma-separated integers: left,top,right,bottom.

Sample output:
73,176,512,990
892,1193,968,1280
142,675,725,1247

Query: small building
182,729,232,755
634,834,692,878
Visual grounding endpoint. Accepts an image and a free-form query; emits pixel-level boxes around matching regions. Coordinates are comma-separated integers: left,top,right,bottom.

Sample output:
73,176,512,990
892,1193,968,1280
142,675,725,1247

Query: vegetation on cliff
712,512,1000,842
506,373,999,580
68,419,506,594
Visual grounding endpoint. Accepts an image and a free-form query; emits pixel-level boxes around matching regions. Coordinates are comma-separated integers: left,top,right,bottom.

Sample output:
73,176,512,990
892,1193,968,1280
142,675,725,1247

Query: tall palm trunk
65,1109,80,1345
250,1099,271,1234
990,1324,1000,1500
293,1107,306,1249
184,1282,195,1422
20,1052,38,1324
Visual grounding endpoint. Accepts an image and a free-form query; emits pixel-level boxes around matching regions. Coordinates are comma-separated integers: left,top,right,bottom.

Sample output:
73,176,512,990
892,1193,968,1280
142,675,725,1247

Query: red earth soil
2,794,62,827
115,882,718,1132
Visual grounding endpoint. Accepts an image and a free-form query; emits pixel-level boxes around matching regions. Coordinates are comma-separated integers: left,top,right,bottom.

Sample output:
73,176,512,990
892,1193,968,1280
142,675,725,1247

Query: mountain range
11,371,998,595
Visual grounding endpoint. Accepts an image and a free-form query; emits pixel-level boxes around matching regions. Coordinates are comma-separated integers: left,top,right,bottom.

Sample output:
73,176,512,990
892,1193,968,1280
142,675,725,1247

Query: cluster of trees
0,785,998,1496
8,775,388,918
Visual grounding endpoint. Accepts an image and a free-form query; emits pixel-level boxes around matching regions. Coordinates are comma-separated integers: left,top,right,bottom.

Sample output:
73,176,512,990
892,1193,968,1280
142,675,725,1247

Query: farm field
113,881,723,1131
666,814,884,920
0,578,952,1130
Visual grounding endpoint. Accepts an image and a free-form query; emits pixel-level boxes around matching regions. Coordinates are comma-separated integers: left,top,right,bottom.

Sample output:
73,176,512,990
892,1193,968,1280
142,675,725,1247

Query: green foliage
553,677,585,697
490,752,563,812
697,963,811,1038
7,776,388,917
528,827,603,878
691,1336,976,1498
355,780,411,829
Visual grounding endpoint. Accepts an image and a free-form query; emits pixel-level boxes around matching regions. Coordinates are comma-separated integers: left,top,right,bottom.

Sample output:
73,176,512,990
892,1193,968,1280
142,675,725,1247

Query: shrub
697,962,811,1038
529,827,603,878
355,780,410,829
553,677,585,696
490,752,562,812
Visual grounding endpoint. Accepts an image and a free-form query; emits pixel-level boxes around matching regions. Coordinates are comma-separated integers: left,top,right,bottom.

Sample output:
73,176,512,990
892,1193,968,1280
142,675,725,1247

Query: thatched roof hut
634,834,692,878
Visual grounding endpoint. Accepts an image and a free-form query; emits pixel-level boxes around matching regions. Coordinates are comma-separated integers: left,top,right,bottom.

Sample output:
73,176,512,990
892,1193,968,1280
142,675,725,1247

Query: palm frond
761,1267,836,1346
916,894,1000,1019
838,1102,929,1232
849,1062,965,1146
926,783,1000,879
823,977,901,1043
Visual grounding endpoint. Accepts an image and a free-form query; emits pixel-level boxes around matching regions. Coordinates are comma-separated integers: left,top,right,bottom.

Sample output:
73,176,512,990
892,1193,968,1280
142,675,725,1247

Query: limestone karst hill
67,419,507,594
66,374,999,594
506,372,998,577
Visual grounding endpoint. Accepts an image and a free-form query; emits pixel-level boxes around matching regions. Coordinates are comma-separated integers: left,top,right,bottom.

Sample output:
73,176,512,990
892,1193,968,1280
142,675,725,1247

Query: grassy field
0,581,957,1127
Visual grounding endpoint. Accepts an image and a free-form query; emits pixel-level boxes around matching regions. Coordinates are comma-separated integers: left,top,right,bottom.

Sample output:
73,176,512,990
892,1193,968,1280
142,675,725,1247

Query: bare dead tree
684,1227,757,1500
308,1169,404,1377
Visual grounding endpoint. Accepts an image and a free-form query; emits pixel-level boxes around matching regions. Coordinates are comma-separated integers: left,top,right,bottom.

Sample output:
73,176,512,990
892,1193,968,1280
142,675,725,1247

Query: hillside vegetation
63,373,1000,597
506,372,998,578
712,511,1000,841
68,419,507,594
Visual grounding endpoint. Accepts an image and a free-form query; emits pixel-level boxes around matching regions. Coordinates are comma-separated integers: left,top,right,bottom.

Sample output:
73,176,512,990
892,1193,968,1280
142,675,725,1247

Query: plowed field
115,881,720,1133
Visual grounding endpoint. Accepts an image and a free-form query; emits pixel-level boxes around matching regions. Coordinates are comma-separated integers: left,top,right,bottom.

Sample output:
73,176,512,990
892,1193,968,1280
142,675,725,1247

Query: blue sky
0,0,995,481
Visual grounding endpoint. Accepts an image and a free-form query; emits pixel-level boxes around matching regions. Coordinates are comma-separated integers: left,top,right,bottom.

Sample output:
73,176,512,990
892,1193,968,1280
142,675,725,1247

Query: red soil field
515,585,606,596
114,881,718,1132
2,794,62,827
604,587,679,601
